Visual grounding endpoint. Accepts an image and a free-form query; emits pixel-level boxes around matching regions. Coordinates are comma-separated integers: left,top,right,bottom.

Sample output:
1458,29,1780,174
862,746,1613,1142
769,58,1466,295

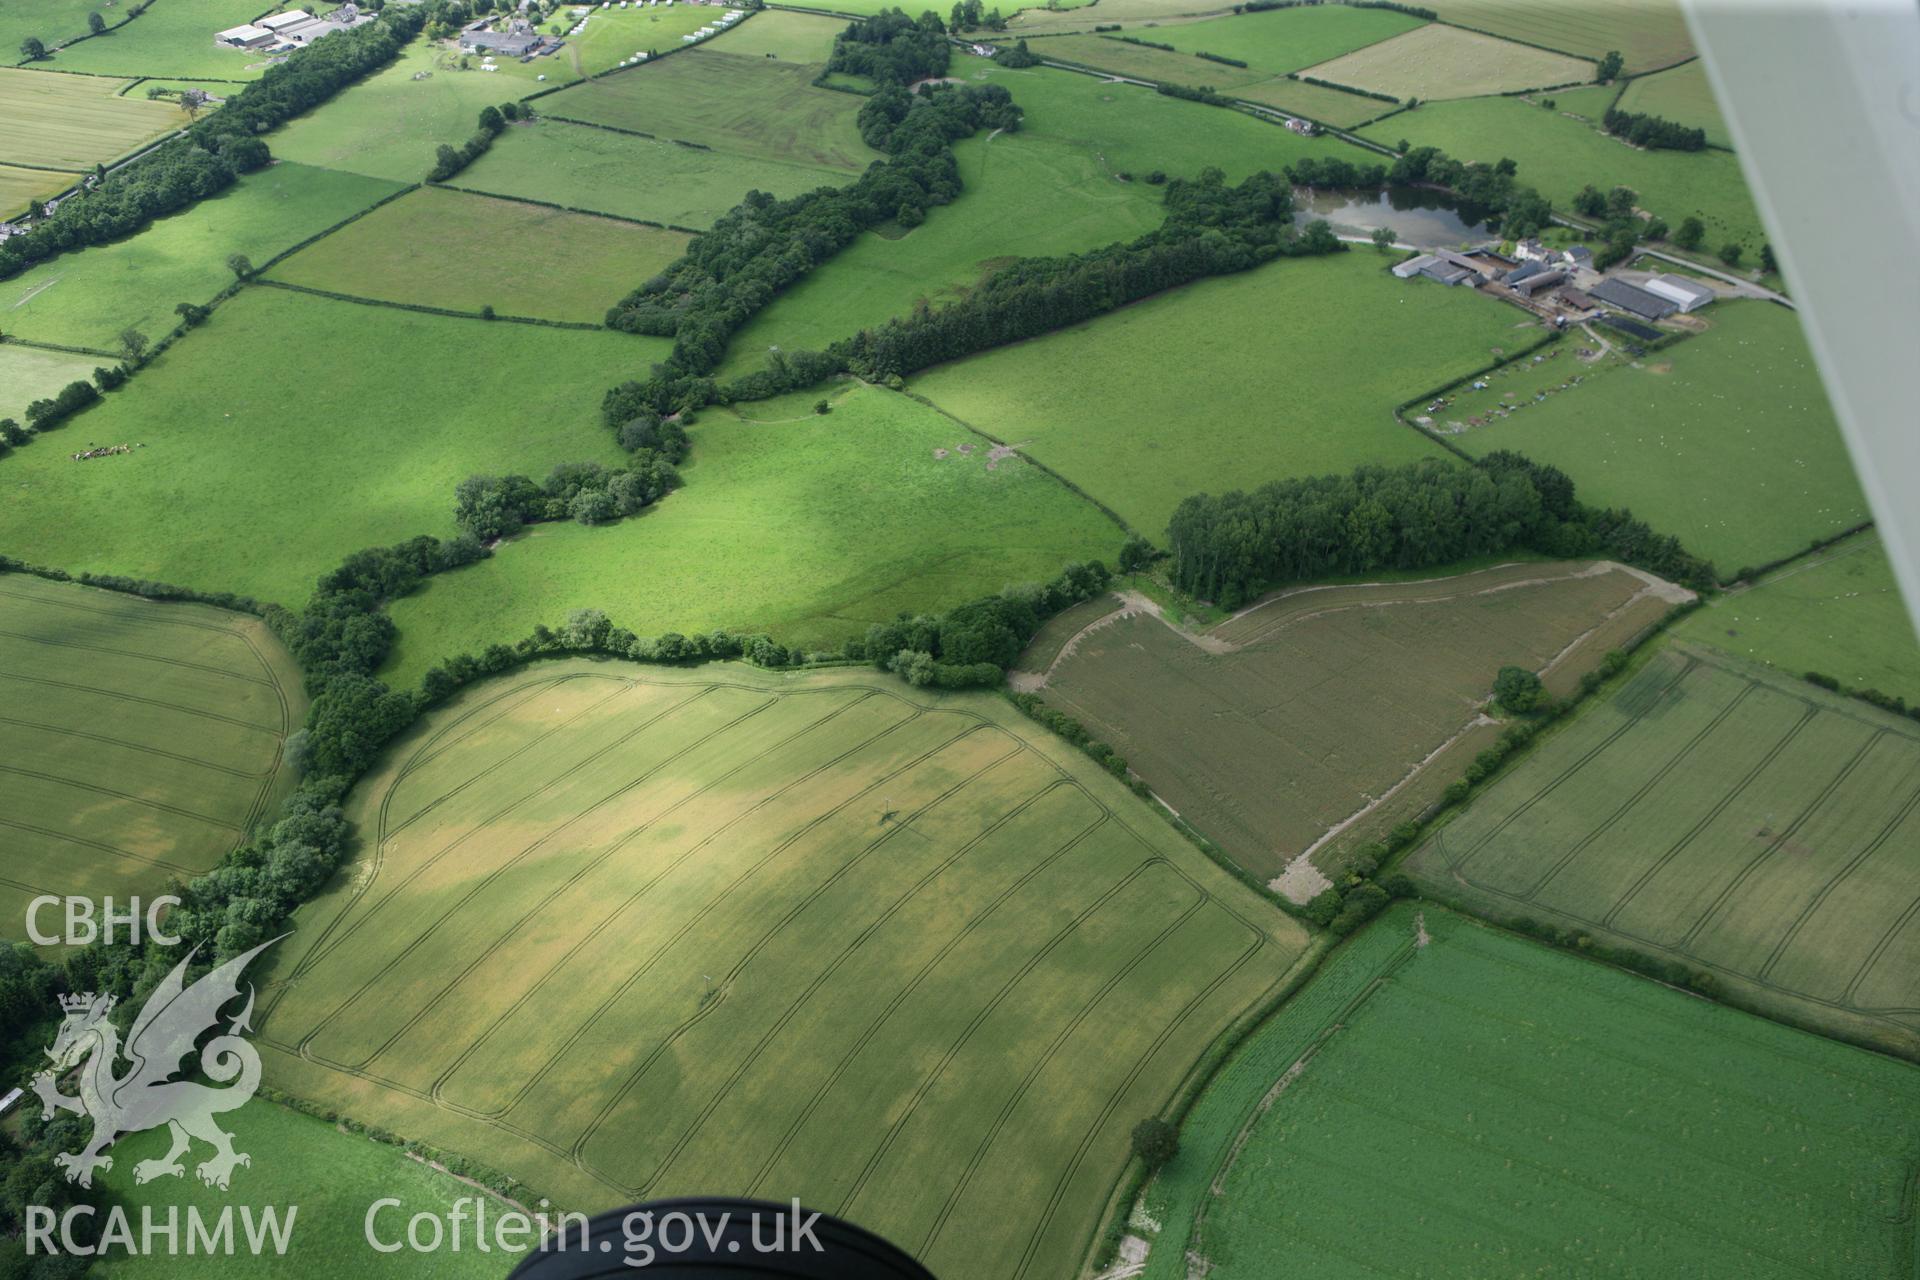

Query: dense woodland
1166,452,1714,607
1602,107,1709,152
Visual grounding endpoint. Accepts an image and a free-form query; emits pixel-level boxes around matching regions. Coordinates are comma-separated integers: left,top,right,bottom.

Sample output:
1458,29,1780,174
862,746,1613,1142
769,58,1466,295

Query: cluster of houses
217,4,372,53
459,17,561,58
1394,235,1716,331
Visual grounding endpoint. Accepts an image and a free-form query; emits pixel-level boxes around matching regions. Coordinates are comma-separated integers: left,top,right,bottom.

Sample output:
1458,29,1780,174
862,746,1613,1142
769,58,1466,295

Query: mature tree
1494,156,1517,176
1596,49,1624,80
1672,216,1704,249
1759,242,1777,274
18,36,46,60
1493,665,1543,715
1370,224,1395,252
88,12,107,35
1604,185,1638,221
179,88,209,120
226,252,253,279
1642,216,1668,242
1130,1119,1179,1169
1719,242,1743,267
1571,184,1606,218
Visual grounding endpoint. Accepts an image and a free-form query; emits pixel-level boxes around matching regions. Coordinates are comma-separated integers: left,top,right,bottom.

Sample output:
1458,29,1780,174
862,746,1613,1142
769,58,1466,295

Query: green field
0,161,404,350
909,251,1527,538
501,4,718,84
963,59,1387,177
0,67,184,169
540,49,875,172
1138,901,1920,1278
0,0,102,64
1618,57,1732,149
1409,639,1920,1059
270,42,535,185
268,185,688,323
254,659,1309,1280
1028,561,1671,881
0,340,100,418
1453,303,1869,576
39,1,288,81
1006,0,1242,35
1301,22,1593,100
1360,92,1765,253
1677,531,1920,696
702,7,844,64
0,287,648,605
1425,0,1694,72
455,117,849,229
379,383,1123,685
0,573,306,943
1023,3,1422,120
719,130,1164,377
95,1099,499,1279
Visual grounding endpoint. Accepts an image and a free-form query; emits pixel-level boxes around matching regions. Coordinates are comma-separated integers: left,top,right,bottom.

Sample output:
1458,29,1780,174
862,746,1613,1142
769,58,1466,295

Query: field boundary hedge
255,278,609,331
1393,326,1566,460
437,178,705,234
0,333,117,359
1429,18,1602,69
251,181,422,276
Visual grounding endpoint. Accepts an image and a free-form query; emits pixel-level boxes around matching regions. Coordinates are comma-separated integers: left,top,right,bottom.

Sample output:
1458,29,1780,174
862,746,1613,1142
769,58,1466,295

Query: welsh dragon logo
31,938,278,1191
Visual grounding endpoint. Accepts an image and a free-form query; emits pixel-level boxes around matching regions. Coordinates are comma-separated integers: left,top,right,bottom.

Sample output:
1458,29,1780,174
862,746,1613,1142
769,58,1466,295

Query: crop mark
0,715,274,779
0,669,281,732
0,626,277,687
0,817,198,877
0,764,242,830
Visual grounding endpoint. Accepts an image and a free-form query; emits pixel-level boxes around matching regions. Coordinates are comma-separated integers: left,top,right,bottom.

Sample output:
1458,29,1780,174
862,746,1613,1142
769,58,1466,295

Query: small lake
1292,186,1497,249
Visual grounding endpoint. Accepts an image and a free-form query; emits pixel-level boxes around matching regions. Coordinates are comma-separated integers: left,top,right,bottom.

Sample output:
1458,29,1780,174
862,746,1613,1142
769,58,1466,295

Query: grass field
1301,23,1592,100
1618,57,1732,149
0,161,404,350
253,659,1309,1279
1452,303,1868,576
1023,3,1422,119
0,0,101,64
1007,0,1245,36
908,251,1528,538
270,43,538,185
0,287,648,606
0,162,73,219
1409,639,1920,1059
962,59,1388,176
540,50,875,172
455,117,850,229
0,573,305,944
0,340,101,418
1359,93,1765,253
39,1,286,81
268,185,688,323
718,130,1164,377
1677,531,1920,696
1426,0,1694,72
1026,561,1674,881
497,5,718,84
702,7,844,64
1137,901,1920,1278
95,1099,498,1279
379,383,1123,685
0,67,184,170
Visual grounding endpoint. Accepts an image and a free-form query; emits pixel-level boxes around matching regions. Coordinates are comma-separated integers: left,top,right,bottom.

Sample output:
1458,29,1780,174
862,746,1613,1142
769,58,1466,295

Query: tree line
0,8,424,281
453,454,681,539
429,100,530,182
1165,451,1715,608
831,169,1340,380
1601,107,1708,152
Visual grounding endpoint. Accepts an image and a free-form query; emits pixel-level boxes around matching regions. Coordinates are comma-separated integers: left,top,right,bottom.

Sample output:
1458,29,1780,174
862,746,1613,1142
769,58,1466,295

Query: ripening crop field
1409,639,1920,1059
909,250,1527,539
1031,561,1667,881
1452,303,1868,577
1140,902,1920,1278
255,660,1309,1280
1300,23,1593,100
0,574,305,945
0,67,184,170
268,185,689,324
1424,0,1695,72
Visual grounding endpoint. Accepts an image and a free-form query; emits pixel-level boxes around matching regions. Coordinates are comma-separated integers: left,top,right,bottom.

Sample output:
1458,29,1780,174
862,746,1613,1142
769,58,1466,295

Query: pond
1292,185,1497,249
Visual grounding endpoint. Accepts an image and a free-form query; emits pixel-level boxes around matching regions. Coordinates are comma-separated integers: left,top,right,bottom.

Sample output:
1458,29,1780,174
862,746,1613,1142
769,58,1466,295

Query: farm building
1509,266,1567,297
460,21,551,56
1642,273,1717,313
1557,286,1599,312
217,23,275,48
1565,244,1595,270
1589,277,1678,320
258,11,316,33
1392,254,1439,279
